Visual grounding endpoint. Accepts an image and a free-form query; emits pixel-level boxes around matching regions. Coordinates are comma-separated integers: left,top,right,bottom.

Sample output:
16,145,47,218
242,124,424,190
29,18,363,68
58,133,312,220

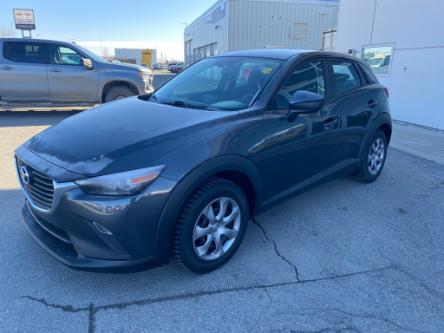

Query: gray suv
0,38,153,106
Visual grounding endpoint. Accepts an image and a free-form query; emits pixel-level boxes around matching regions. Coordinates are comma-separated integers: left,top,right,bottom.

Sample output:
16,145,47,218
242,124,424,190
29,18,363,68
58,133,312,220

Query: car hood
23,97,229,177
102,61,152,73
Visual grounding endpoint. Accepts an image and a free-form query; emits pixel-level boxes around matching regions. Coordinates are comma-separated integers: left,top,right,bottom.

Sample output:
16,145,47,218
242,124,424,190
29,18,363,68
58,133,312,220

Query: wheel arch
101,80,139,102
359,112,392,158
154,155,262,260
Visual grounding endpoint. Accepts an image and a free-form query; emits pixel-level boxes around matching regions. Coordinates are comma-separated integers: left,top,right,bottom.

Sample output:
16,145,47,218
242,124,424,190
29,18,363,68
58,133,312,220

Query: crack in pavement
22,265,392,332
285,307,427,333
252,217,301,282
21,296,97,333
88,303,97,333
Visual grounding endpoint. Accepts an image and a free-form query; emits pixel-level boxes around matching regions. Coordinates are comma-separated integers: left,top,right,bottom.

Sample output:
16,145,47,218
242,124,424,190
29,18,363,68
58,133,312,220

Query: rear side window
358,62,378,84
3,42,46,64
331,61,361,96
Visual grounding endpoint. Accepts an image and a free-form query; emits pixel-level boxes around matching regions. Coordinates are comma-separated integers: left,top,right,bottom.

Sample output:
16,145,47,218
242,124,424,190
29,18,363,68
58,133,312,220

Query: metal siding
228,0,338,51
184,0,229,64
185,0,338,63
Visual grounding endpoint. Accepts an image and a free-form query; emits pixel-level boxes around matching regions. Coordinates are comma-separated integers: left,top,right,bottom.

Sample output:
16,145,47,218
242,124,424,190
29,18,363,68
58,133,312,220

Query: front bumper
21,203,159,271
16,147,178,271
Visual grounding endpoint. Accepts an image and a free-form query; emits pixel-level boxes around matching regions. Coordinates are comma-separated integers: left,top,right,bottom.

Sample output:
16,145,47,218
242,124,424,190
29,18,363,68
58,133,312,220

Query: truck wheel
104,86,135,102
172,177,249,273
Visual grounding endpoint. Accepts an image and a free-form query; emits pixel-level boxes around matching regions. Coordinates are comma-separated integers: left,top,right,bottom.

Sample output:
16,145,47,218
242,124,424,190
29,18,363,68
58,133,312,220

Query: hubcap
368,137,385,175
192,197,241,261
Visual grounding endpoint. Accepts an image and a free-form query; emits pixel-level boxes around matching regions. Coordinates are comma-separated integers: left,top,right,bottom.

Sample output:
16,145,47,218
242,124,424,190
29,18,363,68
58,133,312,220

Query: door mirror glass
289,90,324,113
82,58,93,70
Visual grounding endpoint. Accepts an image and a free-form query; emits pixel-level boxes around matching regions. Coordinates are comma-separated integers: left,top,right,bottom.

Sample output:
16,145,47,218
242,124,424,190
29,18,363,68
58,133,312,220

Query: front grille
17,158,54,211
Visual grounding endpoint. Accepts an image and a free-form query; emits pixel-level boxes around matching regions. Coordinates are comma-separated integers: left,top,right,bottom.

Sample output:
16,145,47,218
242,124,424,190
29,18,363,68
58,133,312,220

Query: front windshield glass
153,57,281,111
74,44,106,63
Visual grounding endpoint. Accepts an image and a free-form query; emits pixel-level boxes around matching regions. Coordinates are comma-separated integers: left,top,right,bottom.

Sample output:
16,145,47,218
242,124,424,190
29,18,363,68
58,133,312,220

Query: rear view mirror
81,58,93,70
289,90,324,113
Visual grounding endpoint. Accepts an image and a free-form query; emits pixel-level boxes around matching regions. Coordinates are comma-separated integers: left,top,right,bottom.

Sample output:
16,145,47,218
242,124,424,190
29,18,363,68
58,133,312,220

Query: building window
362,45,393,75
292,22,309,40
193,43,218,63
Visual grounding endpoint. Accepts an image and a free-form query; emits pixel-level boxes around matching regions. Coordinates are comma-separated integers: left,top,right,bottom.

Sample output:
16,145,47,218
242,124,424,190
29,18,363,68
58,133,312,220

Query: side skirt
257,158,359,213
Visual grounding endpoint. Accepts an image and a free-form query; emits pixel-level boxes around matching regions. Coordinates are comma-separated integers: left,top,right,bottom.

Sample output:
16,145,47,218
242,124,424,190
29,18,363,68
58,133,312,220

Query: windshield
74,44,106,63
152,57,281,111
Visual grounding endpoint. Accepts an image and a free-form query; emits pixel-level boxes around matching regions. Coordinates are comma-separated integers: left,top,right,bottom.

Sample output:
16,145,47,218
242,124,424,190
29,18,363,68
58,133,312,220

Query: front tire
172,177,249,273
104,86,135,102
356,129,388,182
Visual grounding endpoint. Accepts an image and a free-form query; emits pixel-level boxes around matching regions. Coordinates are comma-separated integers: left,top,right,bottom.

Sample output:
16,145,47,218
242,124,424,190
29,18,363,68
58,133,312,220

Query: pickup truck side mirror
81,58,93,70
289,90,324,113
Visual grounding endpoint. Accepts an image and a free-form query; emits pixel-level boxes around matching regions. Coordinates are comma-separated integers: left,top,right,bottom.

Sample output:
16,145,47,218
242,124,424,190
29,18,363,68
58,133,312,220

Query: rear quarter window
3,41,46,64
358,62,379,85
331,61,362,96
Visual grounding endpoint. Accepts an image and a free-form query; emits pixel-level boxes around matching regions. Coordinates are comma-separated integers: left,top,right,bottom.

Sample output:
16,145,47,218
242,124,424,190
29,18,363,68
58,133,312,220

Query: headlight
139,71,151,80
75,166,165,196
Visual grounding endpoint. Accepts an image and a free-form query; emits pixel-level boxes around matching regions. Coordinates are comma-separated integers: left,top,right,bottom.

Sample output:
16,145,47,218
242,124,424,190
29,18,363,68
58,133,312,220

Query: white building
184,0,339,65
335,0,444,130
114,48,157,67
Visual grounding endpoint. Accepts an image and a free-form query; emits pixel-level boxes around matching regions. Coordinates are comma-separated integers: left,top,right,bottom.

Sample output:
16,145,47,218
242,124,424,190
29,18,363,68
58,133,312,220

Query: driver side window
49,44,82,66
274,60,325,109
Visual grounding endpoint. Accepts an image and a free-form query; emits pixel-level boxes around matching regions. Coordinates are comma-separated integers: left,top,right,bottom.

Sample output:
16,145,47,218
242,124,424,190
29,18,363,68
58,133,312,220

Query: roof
216,49,365,64
217,48,312,60
0,38,72,45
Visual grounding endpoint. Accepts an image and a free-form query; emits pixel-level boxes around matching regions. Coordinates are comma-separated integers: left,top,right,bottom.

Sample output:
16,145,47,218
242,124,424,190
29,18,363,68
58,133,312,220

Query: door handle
1,65,13,71
324,118,339,130
49,68,61,72
368,100,378,108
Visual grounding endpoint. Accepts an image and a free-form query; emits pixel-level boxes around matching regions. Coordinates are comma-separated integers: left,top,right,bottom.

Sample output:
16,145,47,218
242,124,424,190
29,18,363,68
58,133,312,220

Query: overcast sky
0,0,217,60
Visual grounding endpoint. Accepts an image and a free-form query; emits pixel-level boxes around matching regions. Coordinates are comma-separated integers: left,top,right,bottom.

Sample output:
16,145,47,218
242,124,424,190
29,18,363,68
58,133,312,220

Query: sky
0,0,217,61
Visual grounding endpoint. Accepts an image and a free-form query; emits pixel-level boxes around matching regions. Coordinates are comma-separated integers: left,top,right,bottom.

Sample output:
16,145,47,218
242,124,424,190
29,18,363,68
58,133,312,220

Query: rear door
0,41,49,102
324,58,379,160
46,43,98,103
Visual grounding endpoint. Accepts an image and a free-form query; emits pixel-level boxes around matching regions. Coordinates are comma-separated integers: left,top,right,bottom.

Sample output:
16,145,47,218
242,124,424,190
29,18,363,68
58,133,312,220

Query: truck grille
16,158,54,211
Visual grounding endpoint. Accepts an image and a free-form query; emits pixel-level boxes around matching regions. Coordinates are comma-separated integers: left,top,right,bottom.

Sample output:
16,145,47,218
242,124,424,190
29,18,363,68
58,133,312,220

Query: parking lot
0,107,443,332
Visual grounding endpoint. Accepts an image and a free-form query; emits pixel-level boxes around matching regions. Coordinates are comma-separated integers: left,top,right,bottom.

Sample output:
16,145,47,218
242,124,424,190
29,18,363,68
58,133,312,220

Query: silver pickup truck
0,38,153,107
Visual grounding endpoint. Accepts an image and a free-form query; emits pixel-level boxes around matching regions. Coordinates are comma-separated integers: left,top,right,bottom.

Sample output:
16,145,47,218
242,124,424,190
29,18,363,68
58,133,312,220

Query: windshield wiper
150,93,159,103
161,100,211,110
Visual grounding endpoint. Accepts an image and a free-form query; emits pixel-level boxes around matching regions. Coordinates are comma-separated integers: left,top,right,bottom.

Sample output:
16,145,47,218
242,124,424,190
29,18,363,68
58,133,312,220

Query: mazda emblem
19,165,31,185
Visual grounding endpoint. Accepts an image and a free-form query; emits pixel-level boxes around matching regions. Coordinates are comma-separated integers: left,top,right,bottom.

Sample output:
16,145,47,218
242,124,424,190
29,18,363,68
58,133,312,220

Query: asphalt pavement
0,111,443,332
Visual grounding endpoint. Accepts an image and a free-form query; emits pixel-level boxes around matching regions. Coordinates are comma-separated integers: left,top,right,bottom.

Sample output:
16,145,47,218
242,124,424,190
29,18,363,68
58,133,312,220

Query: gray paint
0,38,153,104
184,0,339,64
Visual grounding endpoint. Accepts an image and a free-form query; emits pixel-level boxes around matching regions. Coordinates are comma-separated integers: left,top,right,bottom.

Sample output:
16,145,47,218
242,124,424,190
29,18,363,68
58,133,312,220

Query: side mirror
81,58,93,70
289,90,324,113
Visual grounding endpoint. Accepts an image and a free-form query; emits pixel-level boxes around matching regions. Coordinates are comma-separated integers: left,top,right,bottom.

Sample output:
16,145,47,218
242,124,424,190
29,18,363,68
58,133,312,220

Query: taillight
384,86,389,98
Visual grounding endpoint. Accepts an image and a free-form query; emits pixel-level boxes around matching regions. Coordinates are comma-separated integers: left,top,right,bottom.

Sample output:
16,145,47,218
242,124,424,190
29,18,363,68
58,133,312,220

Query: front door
259,59,342,203
47,44,98,103
0,41,49,102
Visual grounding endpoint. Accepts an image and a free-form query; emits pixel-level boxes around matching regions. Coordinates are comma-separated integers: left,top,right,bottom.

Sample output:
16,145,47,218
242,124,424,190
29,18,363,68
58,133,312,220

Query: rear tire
104,86,135,102
356,129,388,183
172,177,249,273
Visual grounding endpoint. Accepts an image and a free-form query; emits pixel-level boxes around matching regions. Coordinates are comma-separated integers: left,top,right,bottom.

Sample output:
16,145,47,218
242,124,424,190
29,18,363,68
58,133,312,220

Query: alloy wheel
368,137,385,175
192,197,241,261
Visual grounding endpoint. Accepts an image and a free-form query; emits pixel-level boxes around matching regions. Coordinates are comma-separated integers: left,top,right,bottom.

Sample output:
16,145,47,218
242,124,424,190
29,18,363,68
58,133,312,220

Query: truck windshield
74,44,106,63
152,57,281,111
